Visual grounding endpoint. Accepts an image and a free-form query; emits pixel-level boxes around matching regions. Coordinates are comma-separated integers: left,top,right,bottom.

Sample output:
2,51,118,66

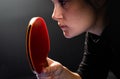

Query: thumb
44,58,63,76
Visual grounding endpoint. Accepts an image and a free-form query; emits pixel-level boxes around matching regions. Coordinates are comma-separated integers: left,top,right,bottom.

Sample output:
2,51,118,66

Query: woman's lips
59,25,68,31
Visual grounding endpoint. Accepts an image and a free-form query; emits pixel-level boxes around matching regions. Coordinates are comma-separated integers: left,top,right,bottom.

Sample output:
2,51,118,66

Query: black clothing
77,25,120,79
76,1,120,78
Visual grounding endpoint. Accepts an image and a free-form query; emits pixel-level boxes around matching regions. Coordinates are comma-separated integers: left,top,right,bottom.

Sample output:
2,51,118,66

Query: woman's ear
89,0,107,9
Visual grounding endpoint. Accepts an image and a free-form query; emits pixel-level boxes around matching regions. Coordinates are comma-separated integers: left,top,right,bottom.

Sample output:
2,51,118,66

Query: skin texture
38,58,81,79
37,0,108,79
52,0,96,38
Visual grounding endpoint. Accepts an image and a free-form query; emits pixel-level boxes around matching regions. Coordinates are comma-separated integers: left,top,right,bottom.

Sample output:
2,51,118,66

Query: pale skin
37,58,81,79
38,0,108,79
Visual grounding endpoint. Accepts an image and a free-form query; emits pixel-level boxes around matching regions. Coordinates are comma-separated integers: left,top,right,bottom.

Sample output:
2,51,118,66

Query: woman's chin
63,31,82,39
63,32,75,39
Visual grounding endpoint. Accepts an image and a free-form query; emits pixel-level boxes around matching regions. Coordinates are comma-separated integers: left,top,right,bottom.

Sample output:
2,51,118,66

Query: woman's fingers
46,57,55,65
45,61,63,76
38,58,64,79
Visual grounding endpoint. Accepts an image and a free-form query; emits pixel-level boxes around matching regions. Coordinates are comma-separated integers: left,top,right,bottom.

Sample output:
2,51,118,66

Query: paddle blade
26,17,50,73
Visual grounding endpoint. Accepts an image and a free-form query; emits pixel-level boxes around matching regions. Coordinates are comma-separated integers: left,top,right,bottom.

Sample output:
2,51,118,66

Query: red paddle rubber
26,17,50,74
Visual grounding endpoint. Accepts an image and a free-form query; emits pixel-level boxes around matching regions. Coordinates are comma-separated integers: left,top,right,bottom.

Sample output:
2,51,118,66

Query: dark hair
85,0,112,23
85,0,111,10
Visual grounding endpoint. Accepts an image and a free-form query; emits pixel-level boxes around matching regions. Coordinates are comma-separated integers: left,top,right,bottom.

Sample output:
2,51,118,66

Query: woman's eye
58,0,68,6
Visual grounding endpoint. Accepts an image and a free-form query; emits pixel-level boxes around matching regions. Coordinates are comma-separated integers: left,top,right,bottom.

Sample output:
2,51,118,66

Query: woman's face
51,0,96,38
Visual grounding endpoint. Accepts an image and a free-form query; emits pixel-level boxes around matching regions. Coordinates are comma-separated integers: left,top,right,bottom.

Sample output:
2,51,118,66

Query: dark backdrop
0,0,84,79
0,0,119,79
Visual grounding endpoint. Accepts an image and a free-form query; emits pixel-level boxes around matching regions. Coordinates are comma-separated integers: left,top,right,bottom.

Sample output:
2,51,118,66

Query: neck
87,8,109,36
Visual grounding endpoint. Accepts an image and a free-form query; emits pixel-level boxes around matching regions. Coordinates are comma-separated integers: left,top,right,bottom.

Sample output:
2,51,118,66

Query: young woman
37,0,120,79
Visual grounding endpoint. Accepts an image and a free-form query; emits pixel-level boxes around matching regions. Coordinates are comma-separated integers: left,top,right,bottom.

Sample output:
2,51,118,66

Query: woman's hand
37,57,82,79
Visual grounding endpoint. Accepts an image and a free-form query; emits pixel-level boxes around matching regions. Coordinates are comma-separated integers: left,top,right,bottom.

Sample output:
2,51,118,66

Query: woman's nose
52,6,63,21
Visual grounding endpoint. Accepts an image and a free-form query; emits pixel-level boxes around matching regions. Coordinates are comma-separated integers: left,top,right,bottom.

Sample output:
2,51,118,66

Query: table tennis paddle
26,17,50,74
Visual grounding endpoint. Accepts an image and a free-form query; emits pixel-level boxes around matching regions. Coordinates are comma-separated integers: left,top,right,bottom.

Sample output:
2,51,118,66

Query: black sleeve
76,32,112,79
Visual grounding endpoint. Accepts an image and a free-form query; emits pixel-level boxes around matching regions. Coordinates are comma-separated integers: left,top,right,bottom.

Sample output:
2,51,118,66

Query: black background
0,0,119,79
0,0,84,79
